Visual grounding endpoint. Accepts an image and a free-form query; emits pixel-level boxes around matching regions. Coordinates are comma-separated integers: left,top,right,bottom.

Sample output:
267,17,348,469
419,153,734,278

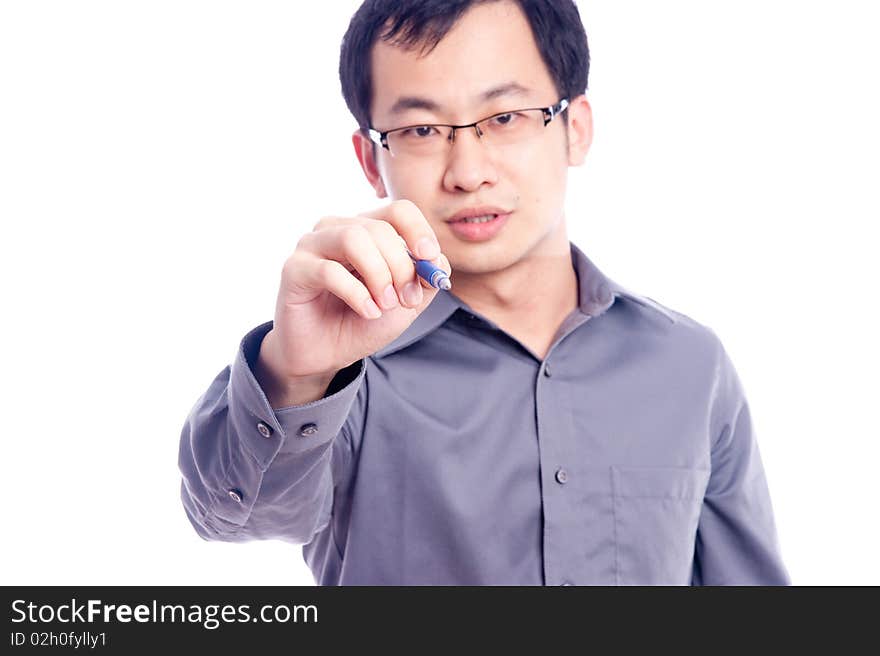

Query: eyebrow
387,82,532,117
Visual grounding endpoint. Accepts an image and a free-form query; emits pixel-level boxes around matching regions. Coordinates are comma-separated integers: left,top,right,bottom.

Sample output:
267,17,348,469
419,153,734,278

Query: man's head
339,0,593,276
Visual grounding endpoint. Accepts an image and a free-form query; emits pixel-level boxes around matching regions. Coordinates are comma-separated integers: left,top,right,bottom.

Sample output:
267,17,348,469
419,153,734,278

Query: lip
445,205,512,223
446,212,511,242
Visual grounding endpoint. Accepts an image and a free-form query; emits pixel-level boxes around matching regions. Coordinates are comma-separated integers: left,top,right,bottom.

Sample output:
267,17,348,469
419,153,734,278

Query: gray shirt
178,241,790,585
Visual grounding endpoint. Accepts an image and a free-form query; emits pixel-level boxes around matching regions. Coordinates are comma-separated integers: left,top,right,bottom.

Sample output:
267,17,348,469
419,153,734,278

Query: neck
450,233,578,330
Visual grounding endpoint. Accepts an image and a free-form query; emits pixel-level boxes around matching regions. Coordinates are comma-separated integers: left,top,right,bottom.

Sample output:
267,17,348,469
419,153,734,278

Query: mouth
445,205,513,224
445,212,511,241
449,214,500,224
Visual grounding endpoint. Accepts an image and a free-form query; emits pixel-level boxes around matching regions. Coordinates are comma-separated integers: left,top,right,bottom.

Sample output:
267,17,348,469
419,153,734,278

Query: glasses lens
387,124,452,157
477,109,545,147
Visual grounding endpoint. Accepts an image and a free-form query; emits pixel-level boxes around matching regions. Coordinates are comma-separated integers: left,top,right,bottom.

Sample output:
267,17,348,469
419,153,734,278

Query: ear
565,94,593,167
352,130,388,198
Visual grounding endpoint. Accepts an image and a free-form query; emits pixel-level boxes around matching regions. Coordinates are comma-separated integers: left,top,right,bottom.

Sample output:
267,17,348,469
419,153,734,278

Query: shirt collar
372,241,674,359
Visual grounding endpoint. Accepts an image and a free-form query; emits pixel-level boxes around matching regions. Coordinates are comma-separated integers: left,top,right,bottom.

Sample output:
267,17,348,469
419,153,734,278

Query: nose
442,125,498,193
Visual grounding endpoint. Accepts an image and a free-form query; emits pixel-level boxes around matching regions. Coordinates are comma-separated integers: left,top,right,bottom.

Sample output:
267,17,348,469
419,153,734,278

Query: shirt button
256,421,273,438
227,488,243,503
555,468,568,484
544,363,552,377
298,423,318,437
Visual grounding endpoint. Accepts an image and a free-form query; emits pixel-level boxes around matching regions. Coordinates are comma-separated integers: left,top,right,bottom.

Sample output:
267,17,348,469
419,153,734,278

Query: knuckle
281,255,295,279
294,231,312,251
282,250,308,279
341,223,369,250
376,218,401,241
315,258,338,284
313,215,340,232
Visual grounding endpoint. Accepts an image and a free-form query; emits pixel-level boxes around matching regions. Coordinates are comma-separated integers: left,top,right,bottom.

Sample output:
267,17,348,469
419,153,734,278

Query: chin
451,242,529,275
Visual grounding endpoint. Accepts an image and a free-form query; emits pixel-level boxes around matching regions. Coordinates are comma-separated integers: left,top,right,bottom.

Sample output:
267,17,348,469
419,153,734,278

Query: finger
300,224,399,312
292,253,383,320
360,199,441,261
311,216,422,308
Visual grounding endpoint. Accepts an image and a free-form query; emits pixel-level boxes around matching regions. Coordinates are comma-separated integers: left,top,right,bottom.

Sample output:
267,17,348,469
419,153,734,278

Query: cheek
514,174,568,228
501,132,568,175
506,145,567,199
386,174,432,201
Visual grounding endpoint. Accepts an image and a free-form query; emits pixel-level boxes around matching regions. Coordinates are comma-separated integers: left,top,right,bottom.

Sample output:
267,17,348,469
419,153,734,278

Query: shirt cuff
228,320,367,471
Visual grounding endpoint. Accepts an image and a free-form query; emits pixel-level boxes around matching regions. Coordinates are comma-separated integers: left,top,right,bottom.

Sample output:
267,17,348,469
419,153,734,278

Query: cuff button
298,423,318,437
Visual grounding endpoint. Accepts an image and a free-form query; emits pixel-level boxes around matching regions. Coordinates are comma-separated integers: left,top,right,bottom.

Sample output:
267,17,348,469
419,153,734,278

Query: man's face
354,0,592,276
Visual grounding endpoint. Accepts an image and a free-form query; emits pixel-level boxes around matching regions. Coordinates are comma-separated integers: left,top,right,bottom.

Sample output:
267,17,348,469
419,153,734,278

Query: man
178,0,790,585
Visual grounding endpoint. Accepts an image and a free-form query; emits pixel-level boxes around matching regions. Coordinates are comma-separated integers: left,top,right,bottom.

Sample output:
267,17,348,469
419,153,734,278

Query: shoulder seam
614,289,677,324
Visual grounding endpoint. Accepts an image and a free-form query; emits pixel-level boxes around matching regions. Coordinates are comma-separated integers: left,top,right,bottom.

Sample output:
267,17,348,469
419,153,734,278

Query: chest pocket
611,465,710,585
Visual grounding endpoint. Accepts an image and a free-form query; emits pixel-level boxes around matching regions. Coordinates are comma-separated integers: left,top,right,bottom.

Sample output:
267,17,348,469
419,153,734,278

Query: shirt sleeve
691,335,791,585
178,320,367,544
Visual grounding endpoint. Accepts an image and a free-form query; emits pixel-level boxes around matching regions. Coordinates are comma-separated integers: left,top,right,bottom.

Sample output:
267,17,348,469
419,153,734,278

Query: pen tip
439,278,452,291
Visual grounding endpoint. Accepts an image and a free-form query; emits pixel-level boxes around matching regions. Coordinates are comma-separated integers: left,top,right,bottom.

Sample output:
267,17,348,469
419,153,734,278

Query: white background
1,1,877,585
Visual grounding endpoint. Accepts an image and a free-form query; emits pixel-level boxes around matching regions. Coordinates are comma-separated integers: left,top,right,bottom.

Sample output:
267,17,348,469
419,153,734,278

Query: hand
259,199,451,389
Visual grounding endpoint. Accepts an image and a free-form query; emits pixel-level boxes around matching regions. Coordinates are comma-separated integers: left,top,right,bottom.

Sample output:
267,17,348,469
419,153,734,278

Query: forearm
178,321,367,544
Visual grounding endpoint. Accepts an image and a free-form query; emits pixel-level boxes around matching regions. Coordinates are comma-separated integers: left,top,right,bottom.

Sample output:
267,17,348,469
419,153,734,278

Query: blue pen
407,249,452,290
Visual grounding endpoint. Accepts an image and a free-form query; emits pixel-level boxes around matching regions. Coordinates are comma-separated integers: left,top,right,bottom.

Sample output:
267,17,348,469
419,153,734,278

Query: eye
401,125,439,139
491,113,518,126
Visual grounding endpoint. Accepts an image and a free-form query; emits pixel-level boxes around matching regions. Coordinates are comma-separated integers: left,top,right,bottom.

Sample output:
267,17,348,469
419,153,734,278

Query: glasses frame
367,97,570,157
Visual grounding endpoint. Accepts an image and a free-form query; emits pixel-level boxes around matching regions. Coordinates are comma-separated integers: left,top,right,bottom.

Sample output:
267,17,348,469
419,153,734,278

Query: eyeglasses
367,97,569,158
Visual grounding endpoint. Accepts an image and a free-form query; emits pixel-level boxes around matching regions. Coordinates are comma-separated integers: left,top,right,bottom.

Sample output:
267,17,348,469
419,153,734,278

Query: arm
691,337,791,585
178,320,367,544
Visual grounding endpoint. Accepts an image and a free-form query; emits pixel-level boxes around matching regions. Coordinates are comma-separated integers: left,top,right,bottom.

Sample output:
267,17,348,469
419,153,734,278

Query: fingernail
416,236,440,260
381,284,399,309
362,298,382,319
403,280,423,306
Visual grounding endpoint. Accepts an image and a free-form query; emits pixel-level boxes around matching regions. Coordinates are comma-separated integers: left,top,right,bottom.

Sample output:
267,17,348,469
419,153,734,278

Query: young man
178,0,790,585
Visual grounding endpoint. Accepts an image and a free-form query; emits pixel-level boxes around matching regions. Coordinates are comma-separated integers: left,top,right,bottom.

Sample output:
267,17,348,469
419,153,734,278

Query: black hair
338,0,589,142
